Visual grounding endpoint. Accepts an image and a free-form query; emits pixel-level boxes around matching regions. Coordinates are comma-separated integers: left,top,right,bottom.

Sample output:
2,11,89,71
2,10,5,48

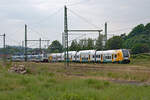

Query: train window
109,56,111,59
93,55,94,58
99,55,101,58
122,49,129,57
105,56,111,59
115,54,117,58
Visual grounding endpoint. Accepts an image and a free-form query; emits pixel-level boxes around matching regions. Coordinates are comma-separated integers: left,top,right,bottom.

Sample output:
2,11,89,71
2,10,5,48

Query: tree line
48,22,150,54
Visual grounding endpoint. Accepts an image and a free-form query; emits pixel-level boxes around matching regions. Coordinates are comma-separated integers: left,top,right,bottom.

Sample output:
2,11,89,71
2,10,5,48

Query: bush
131,43,150,54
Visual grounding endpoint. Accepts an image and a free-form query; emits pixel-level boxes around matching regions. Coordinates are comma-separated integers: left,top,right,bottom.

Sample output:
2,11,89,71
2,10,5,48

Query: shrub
131,43,150,54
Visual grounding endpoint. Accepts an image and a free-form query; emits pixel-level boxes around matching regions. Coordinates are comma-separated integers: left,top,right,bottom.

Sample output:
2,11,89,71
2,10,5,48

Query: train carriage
68,51,77,62
48,53,57,62
95,49,130,63
57,53,62,62
95,51,103,63
77,50,96,63
102,50,116,63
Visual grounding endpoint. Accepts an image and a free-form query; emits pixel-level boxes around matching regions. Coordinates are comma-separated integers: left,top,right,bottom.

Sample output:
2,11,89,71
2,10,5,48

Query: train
11,53,48,62
11,49,130,64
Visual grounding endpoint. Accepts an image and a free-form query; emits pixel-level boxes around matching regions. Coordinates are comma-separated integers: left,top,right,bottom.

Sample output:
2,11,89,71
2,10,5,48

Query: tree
131,43,150,54
87,38,94,50
78,39,88,50
123,23,150,49
128,24,145,38
69,40,78,51
95,34,103,50
106,36,123,50
144,23,150,35
48,40,63,53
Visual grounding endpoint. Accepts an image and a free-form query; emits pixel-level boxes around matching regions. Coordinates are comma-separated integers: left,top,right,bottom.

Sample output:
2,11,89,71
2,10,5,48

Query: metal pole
64,5,69,67
3,33,6,62
39,38,41,54
105,22,107,43
25,24,27,61
3,34,5,49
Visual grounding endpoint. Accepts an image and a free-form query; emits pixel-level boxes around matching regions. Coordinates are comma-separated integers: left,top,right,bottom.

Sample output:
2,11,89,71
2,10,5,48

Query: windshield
122,49,129,57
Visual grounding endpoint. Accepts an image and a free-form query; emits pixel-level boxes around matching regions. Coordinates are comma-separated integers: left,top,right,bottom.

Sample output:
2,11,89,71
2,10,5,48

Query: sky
0,0,150,48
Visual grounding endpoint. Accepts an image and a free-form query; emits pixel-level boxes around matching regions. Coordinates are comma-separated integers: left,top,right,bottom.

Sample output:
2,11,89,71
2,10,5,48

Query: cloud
0,0,150,48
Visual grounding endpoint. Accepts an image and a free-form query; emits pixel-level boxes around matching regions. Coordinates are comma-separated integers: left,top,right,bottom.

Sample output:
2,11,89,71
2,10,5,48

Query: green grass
0,55,150,100
130,53,150,67
0,63,150,100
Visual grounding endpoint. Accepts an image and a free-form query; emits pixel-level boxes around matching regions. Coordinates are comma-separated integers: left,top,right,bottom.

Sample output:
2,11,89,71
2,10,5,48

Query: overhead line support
25,24,27,62
68,30,102,32
64,5,69,68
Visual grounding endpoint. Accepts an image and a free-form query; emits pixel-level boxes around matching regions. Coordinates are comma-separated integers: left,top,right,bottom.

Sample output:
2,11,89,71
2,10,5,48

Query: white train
11,53,48,62
11,49,130,64
48,49,130,64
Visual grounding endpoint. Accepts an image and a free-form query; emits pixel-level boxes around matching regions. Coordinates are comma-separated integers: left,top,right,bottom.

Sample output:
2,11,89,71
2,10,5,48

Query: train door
112,54,114,62
80,55,82,62
49,56,52,62
101,54,103,63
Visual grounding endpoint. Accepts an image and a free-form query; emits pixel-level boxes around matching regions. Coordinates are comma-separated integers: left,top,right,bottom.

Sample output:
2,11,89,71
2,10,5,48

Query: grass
0,54,150,100
130,53,150,67
0,67,150,100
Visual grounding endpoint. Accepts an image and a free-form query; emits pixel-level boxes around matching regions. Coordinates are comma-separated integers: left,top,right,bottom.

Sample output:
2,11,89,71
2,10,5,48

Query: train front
121,49,130,63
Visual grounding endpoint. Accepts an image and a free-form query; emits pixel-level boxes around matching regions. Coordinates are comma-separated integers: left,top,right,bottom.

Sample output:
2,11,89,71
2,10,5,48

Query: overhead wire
31,7,63,27
28,42,39,48
27,26,48,40
27,7,63,41
68,8,102,29
6,35,21,45
69,33,86,43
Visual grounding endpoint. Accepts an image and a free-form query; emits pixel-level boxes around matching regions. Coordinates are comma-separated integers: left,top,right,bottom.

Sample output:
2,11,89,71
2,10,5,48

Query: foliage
69,40,81,51
0,46,24,55
95,34,103,50
78,39,88,50
48,40,63,53
69,38,95,51
69,34,104,51
104,23,150,54
131,43,150,54
106,36,123,50
131,53,150,59
87,38,95,50
123,23,150,51
128,24,145,38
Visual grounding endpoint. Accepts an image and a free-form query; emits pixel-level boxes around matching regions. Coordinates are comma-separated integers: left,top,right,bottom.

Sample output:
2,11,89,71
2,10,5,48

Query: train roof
78,50,96,53
96,49,127,54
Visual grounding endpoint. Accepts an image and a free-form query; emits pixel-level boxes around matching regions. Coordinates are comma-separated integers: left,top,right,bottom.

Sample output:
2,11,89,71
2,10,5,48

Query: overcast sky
0,0,150,48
